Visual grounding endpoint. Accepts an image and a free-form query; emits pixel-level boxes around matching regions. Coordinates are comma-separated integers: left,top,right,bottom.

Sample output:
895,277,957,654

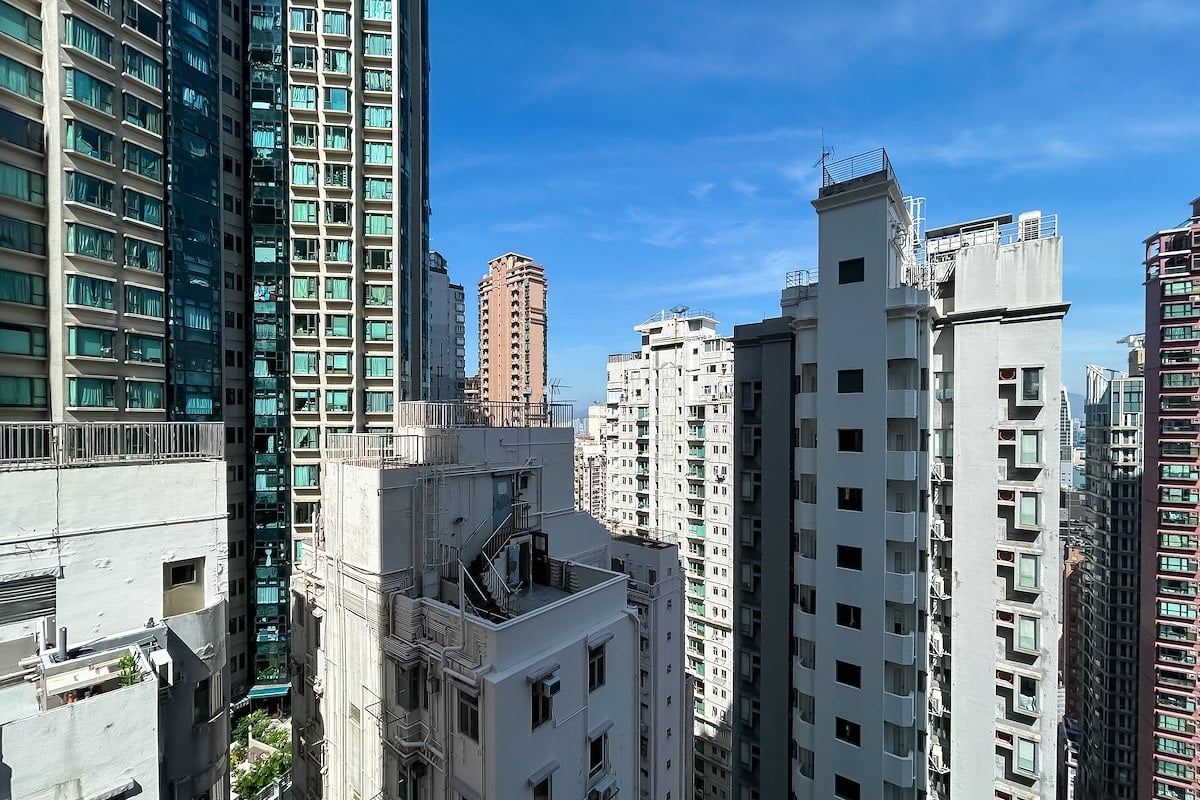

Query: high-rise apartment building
732,150,1065,800
290,401,672,800
604,310,735,800
1139,196,1200,800
0,421,229,798
1076,364,1143,799
1061,385,1074,462
242,0,430,694
478,252,547,404
428,250,466,400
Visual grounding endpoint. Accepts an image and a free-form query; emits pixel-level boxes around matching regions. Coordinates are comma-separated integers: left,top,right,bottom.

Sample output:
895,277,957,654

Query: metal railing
394,400,573,429
325,432,458,466
821,147,893,188
0,422,223,470
785,268,818,288
640,307,717,325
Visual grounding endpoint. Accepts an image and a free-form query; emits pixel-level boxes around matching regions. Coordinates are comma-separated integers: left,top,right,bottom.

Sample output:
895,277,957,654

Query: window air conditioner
538,675,561,696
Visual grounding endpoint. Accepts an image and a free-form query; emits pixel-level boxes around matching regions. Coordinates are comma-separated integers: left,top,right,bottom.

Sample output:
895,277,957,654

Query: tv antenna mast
813,128,835,173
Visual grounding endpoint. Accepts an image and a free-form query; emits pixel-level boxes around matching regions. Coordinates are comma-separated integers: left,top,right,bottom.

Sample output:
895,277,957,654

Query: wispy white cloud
490,214,567,234
689,181,715,200
729,179,758,199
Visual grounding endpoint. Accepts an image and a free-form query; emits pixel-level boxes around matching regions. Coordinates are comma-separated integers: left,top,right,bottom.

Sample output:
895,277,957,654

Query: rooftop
393,400,574,429
0,422,224,472
819,147,896,197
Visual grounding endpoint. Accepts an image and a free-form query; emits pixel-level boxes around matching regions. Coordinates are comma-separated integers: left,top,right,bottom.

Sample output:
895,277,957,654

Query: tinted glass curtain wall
247,0,291,686
164,0,222,420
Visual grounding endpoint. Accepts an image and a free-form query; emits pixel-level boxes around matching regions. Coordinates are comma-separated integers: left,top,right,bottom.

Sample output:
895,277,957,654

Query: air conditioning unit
426,675,441,695
931,462,945,482
312,679,323,696
538,675,561,696
1018,211,1042,241
588,774,618,800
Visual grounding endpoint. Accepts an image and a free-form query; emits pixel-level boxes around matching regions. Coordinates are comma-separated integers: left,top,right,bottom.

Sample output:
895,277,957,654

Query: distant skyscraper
478,252,547,403
1060,384,1074,462
428,251,466,400
603,310,735,800
1139,195,1200,800
733,150,1064,800
1076,364,1142,799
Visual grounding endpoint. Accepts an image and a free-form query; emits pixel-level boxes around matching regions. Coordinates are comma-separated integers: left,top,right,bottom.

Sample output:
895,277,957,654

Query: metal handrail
0,422,223,470
325,431,458,466
394,400,573,429
821,147,893,188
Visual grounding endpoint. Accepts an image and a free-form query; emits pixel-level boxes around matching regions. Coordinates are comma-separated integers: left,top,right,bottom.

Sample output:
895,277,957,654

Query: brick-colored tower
478,253,547,403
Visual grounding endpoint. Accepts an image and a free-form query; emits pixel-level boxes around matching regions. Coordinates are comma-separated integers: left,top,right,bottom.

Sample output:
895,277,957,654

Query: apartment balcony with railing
0,421,223,471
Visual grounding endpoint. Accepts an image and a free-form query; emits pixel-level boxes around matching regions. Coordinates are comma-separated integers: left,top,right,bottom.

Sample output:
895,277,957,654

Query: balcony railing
394,400,573,428
0,422,224,470
821,147,893,189
326,432,458,467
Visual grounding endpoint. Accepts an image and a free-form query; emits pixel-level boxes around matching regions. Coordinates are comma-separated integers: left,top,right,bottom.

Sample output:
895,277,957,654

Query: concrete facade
477,253,548,404
291,402,652,800
0,422,229,799
604,312,736,800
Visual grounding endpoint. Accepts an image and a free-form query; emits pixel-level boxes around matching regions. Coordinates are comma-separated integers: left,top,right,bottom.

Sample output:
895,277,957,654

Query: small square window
837,487,863,512
837,369,863,393
837,429,863,452
838,257,864,284
170,563,197,586
836,545,862,570
835,660,861,688
834,774,860,800
835,717,861,746
835,603,861,630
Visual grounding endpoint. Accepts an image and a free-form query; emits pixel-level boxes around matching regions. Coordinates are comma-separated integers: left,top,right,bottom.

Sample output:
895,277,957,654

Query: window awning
248,683,290,699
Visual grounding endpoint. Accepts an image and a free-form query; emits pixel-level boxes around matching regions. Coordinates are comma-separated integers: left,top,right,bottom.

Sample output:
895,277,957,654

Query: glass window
123,92,162,134
838,257,865,284
290,45,315,70
324,125,349,149
68,377,116,408
363,33,392,56
0,268,45,305
322,49,349,73
0,161,44,204
293,464,319,487
65,16,112,62
124,2,161,41
837,369,864,393
365,320,393,341
125,284,163,317
1017,615,1038,651
1018,554,1039,589
364,69,391,91
0,53,41,100
1021,367,1043,401
0,322,45,356
325,163,350,187
0,375,46,407
324,277,351,300
124,237,163,272
1018,492,1040,527
324,239,351,262
289,8,314,31
363,0,391,20
66,223,115,261
292,276,317,298
291,123,316,147
124,189,163,226
0,1,42,49
66,119,114,162
325,351,351,375
123,141,162,180
364,355,393,377
363,106,392,128
66,274,115,309
292,351,318,374
365,214,393,235
325,389,350,412
123,46,162,87
322,10,349,34
290,85,316,109
1019,430,1040,465
68,326,114,357
323,88,349,111
291,200,317,223
126,380,163,409
1015,738,1037,774
325,201,351,224
364,177,392,199
365,249,393,270
325,315,350,337
125,332,163,363
363,142,393,164
291,162,317,185
0,214,46,254
457,691,479,741
64,171,114,211
364,391,392,413
292,238,318,260
64,68,114,113
293,389,318,412
365,284,392,305
293,427,319,450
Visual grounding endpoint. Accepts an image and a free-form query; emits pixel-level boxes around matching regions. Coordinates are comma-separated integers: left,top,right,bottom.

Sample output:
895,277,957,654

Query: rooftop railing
785,268,819,288
641,307,717,325
0,422,224,470
394,400,574,429
821,147,894,189
326,431,458,467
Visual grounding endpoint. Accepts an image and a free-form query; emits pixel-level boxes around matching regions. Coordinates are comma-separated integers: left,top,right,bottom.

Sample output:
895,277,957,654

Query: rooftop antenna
547,378,572,404
812,128,835,172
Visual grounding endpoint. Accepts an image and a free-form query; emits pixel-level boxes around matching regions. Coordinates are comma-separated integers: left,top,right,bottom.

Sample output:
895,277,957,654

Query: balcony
885,511,917,543
0,422,224,470
883,690,915,725
392,400,574,428
882,750,915,789
885,450,917,481
884,632,916,665
886,389,919,418
884,570,916,604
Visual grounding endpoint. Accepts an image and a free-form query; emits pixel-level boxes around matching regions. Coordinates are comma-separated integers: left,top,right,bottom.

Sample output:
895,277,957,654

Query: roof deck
0,422,224,471
393,400,574,429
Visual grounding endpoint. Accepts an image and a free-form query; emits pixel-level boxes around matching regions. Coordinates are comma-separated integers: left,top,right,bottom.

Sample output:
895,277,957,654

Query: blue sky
428,0,1200,408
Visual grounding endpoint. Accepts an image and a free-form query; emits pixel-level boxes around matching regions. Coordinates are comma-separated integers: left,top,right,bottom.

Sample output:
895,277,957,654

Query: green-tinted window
365,214,392,235
324,163,350,187
0,1,42,49
64,171,114,211
0,214,45,254
291,123,316,147
293,427,319,449
68,377,115,408
124,189,162,226
291,200,317,223
123,46,161,87
123,92,162,133
363,106,391,128
325,351,351,375
66,223,115,260
364,177,392,200
0,161,44,204
294,464,319,487
0,268,45,305
292,276,317,298
364,391,393,413
66,120,114,162
363,142,392,164
125,379,163,409
0,322,45,356
322,10,348,34
324,315,350,337
325,277,351,300
124,142,162,181
64,68,114,113
0,53,41,100
324,239,351,262
365,320,393,341
292,352,318,374
124,237,163,272
365,284,392,306
322,49,349,74
363,0,391,20
0,375,46,407
125,332,163,363
124,1,160,41
324,125,349,149
65,16,112,62
364,69,391,91
292,238,318,260
364,355,393,377
290,85,316,109
125,284,163,317
291,162,317,185
365,249,392,270
363,33,391,56
325,389,350,412
66,274,115,309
